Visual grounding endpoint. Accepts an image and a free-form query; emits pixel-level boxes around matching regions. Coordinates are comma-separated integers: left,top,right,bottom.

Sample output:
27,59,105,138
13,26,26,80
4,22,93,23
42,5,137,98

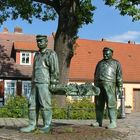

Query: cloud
107,31,140,43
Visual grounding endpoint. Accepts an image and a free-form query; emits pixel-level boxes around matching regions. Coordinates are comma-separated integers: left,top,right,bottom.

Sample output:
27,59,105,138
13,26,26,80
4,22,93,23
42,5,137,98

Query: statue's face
36,38,47,50
103,50,113,60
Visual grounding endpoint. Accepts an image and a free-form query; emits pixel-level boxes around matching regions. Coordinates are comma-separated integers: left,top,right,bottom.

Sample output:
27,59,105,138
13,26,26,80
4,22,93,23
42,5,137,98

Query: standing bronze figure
20,35,59,133
93,47,123,129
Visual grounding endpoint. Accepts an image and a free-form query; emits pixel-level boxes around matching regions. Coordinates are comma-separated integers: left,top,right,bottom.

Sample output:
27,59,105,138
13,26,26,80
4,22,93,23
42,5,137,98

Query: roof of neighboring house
14,42,38,51
0,32,54,79
69,39,140,83
1,30,140,83
14,37,54,51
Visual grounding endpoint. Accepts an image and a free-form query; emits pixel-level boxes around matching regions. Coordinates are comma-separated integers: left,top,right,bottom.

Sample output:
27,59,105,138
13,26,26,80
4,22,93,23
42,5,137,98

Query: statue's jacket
94,59,122,87
32,48,59,85
94,59,123,108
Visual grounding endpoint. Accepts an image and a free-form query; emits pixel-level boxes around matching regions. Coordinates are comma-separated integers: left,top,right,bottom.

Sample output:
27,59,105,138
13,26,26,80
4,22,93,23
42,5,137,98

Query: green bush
52,98,96,119
0,96,28,118
0,96,97,119
68,98,96,119
52,98,67,119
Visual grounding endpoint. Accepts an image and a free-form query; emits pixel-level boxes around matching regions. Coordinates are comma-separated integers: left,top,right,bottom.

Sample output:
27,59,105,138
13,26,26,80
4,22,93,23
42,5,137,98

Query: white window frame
33,52,36,57
22,81,31,99
4,80,17,98
20,51,31,65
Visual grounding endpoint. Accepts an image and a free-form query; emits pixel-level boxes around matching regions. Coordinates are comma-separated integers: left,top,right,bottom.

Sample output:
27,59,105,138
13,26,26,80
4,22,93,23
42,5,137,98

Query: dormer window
20,51,31,65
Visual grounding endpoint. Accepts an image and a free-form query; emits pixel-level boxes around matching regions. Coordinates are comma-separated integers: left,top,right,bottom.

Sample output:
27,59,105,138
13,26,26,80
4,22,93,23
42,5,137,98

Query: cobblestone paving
0,113,140,140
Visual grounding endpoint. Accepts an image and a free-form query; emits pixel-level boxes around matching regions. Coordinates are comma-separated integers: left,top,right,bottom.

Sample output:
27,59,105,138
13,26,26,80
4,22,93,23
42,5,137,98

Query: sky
0,0,140,44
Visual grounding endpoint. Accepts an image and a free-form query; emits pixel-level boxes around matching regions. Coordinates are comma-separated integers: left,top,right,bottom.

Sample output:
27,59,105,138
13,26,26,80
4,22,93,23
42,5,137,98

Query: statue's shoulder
34,51,39,57
97,59,104,64
112,59,121,66
46,48,55,53
112,59,120,63
45,48,56,56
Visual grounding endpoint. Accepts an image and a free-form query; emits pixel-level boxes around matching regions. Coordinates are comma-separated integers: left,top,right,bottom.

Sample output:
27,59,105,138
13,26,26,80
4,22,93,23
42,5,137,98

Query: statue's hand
117,87,123,99
49,84,56,92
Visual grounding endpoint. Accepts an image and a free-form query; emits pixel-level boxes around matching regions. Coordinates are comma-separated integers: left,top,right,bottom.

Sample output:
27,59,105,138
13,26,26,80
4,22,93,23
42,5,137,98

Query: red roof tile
14,42,38,51
1,31,140,83
69,39,140,83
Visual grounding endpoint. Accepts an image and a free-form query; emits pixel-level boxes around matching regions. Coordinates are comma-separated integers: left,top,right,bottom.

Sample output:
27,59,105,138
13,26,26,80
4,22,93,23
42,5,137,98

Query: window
4,80,16,99
20,52,31,65
22,81,31,99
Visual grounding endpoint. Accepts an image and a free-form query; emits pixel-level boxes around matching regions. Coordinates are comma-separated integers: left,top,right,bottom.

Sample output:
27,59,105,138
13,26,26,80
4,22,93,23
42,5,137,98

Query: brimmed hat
36,35,48,41
103,47,113,53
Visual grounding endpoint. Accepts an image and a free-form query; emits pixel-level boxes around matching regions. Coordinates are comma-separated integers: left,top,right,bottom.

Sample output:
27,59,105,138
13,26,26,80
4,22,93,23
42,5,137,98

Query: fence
0,96,122,119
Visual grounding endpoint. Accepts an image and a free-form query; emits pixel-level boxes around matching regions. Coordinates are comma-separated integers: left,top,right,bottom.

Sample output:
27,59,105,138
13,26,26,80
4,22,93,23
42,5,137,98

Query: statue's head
36,35,48,50
103,47,113,60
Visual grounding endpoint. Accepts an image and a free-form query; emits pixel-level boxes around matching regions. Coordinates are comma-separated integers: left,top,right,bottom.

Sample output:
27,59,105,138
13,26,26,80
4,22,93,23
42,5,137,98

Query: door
133,89,140,112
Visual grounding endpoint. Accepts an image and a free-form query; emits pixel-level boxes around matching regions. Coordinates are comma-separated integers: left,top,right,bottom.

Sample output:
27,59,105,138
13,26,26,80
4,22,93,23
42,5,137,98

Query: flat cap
36,35,47,40
103,47,113,53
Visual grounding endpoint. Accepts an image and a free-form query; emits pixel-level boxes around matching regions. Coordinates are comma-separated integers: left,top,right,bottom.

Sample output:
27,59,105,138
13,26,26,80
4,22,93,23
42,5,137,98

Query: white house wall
68,81,140,110
123,83,140,110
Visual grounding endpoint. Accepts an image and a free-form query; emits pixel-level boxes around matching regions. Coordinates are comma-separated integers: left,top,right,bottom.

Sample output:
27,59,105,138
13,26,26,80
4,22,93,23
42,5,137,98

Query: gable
0,33,54,79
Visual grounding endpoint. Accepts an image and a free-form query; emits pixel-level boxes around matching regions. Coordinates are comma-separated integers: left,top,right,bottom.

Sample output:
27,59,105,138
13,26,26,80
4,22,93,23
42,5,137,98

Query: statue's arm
31,52,38,84
116,61,123,98
48,51,60,86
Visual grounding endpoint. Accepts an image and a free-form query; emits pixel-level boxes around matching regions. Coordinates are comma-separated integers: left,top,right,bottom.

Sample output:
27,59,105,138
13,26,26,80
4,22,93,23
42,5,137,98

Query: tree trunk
52,0,79,106
53,17,76,106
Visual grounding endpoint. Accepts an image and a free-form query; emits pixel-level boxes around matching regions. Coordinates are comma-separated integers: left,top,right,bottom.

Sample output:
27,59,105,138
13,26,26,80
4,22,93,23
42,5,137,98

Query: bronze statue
93,47,123,129
20,35,59,133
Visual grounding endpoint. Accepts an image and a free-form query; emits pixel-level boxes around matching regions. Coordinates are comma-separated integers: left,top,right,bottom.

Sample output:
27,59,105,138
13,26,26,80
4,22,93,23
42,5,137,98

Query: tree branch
53,0,60,14
33,0,60,14
33,0,54,6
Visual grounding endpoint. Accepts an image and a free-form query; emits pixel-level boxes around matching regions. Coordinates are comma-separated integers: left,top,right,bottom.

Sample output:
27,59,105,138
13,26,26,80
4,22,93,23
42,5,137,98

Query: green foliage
0,96,28,118
0,96,121,120
0,0,57,24
52,98,67,119
104,0,140,21
0,96,96,119
68,98,96,119
76,0,96,26
52,98,96,119
0,0,95,26
52,107,67,119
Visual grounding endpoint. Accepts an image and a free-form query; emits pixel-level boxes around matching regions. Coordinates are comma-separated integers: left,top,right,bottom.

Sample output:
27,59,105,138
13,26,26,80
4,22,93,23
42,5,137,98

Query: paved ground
0,112,140,140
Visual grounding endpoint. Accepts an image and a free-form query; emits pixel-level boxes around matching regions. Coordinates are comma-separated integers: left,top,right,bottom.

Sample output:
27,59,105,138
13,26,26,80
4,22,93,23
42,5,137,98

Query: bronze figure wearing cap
20,35,59,133
93,47,123,129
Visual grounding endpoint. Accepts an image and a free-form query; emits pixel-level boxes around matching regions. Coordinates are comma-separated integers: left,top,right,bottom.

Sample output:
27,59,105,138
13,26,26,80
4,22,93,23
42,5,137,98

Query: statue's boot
107,109,117,129
92,111,103,127
40,110,52,133
20,110,36,132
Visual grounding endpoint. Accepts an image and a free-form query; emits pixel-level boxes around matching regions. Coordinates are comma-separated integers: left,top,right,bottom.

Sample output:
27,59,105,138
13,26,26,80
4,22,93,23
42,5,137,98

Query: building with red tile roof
0,27,140,112
69,39,140,83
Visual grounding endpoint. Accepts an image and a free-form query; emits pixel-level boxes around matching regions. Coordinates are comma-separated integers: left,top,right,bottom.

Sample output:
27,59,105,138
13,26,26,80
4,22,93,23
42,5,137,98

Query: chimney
14,26,23,33
101,38,106,41
3,27,8,33
52,32,55,38
128,40,135,44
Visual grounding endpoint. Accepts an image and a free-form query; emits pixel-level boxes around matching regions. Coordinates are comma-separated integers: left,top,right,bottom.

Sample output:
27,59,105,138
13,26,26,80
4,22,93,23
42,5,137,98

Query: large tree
0,0,139,105
0,0,95,105
0,0,95,84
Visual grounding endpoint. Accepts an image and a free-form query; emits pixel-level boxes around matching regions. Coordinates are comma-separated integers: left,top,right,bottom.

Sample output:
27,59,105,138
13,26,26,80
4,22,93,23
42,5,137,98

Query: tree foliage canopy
104,0,140,21
0,0,95,30
0,0,140,30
